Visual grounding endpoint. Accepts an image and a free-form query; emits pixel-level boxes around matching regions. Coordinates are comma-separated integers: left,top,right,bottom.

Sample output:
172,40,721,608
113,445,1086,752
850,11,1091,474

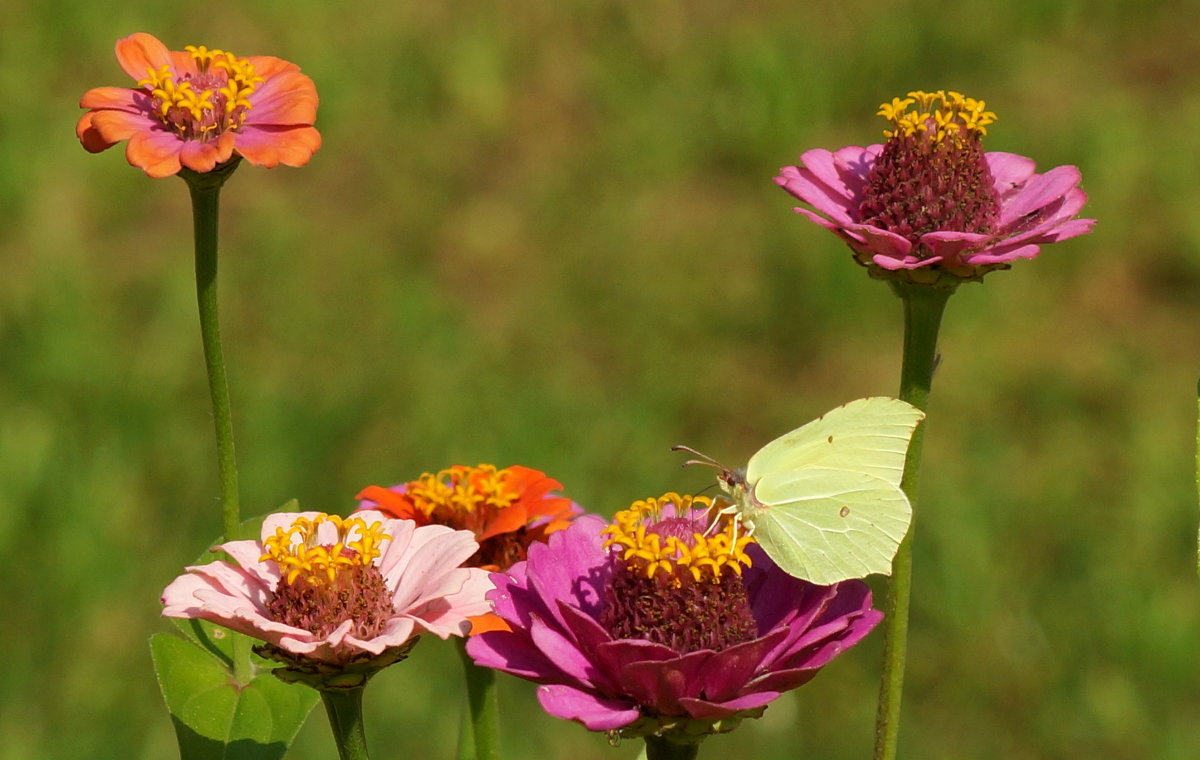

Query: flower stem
643,736,700,760
873,281,953,760
457,639,501,760
182,163,249,682
322,687,371,760
185,169,241,541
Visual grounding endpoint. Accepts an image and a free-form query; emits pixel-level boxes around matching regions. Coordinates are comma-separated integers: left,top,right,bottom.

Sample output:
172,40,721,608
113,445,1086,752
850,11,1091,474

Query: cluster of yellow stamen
602,493,755,584
260,513,389,586
135,45,264,137
404,465,520,519
878,90,997,143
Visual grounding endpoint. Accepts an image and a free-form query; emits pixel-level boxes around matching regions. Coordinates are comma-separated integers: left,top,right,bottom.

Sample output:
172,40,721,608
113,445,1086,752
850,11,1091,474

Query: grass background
3,0,1199,758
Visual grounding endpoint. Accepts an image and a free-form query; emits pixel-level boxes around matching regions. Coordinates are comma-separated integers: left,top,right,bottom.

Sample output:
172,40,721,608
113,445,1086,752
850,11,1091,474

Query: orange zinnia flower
77,33,320,178
357,464,580,634
358,464,578,572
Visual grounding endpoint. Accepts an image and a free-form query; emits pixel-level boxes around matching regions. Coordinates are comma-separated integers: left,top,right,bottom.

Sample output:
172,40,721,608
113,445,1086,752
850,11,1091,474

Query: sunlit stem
457,639,501,760
1195,379,1200,578
322,687,371,760
643,736,701,760
181,162,250,683
873,281,953,760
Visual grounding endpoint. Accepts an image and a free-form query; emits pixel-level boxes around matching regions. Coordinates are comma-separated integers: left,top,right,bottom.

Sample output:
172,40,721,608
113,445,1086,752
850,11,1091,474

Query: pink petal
839,224,913,260
115,33,173,82
776,166,859,226
536,685,639,731
529,616,598,687
999,165,1083,225
985,151,1037,192
920,231,994,265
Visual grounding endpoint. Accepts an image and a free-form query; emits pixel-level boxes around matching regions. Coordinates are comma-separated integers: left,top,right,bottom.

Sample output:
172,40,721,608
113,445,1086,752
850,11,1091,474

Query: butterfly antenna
671,444,725,471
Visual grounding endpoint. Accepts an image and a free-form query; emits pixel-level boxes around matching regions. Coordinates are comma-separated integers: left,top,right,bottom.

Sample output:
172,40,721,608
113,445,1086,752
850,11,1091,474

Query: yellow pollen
878,89,997,143
260,513,389,586
602,493,755,585
136,44,265,138
404,464,521,521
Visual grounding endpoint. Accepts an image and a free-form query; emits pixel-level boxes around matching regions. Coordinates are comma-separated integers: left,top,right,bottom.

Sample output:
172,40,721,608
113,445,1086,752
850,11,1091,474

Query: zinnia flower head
776,90,1094,286
466,494,882,742
161,511,491,687
356,464,579,572
77,33,320,178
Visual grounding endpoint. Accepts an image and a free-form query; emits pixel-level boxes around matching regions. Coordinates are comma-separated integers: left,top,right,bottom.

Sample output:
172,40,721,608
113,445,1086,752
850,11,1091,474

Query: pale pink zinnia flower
77,33,320,178
161,511,492,671
776,90,1094,285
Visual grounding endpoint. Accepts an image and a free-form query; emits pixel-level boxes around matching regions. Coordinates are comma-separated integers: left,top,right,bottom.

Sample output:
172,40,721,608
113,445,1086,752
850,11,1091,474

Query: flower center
402,465,527,567
599,494,759,653
857,90,1001,244
136,45,263,142
261,513,395,639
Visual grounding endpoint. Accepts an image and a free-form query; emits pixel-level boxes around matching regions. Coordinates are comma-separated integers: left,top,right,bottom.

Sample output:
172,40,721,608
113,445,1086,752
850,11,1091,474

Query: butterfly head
671,444,748,495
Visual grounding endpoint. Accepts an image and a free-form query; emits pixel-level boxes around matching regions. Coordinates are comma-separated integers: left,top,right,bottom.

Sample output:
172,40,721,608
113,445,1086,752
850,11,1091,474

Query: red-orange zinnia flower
77,33,320,178
357,464,580,635
357,464,579,572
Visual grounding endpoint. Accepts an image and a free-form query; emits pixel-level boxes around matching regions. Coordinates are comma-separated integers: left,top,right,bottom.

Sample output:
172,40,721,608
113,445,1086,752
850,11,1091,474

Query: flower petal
986,151,1037,193
678,690,780,720
999,165,1084,226
619,650,711,715
115,33,173,82
76,112,116,153
233,125,321,169
536,685,639,731
125,129,183,177
245,70,319,125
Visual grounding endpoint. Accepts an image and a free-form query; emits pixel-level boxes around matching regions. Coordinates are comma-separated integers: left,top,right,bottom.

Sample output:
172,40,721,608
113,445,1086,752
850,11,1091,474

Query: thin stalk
183,164,250,683
643,736,701,760
322,688,371,760
873,281,953,760
457,639,501,760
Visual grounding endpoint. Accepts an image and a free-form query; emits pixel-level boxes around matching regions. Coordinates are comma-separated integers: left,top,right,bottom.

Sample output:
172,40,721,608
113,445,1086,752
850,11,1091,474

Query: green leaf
151,632,318,760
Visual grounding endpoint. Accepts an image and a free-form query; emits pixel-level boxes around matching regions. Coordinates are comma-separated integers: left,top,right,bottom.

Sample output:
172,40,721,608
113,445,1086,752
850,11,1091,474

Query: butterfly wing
745,397,924,489
748,466,912,585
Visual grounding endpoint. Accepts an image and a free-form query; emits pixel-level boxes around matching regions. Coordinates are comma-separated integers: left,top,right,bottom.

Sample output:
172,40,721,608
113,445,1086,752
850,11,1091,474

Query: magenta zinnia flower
776,90,1094,285
78,33,320,178
162,511,492,680
466,494,881,741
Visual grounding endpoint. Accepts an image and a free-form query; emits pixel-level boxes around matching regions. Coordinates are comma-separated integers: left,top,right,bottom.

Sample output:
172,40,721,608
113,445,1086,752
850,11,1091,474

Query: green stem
322,687,371,760
182,164,249,682
185,171,240,541
872,281,953,760
1195,379,1200,578
643,736,701,760
457,639,501,760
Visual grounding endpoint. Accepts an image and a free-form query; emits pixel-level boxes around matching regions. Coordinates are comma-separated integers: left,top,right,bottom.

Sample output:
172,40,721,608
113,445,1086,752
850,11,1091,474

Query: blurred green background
3,0,1199,757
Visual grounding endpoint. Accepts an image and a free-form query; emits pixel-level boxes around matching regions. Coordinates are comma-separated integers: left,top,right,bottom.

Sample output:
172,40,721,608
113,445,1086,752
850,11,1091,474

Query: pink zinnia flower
161,511,492,673
776,90,1094,285
77,33,320,178
467,495,881,741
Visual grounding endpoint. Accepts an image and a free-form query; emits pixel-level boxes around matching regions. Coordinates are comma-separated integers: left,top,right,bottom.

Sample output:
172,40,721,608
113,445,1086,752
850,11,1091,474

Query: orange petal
87,109,156,144
235,125,320,168
357,485,425,521
125,130,182,178
76,113,116,153
246,71,319,125
80,86,142,111
246,55,300,79
115,33,173,82
467,613,510,636
169,50,198,77
179,134,235,173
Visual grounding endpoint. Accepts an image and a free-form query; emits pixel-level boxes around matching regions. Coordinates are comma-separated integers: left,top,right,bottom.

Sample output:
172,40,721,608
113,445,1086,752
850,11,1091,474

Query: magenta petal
620,650,711,714
696,628,788,702
840,224,913,260
966,244,1042,265
525,516,610,620
776,165,858,225
743,665,822,695
596,639,679,674
467,629,560,682
536,685,639,731
529,616,597,688
678,690,780,720
920,231,994,265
